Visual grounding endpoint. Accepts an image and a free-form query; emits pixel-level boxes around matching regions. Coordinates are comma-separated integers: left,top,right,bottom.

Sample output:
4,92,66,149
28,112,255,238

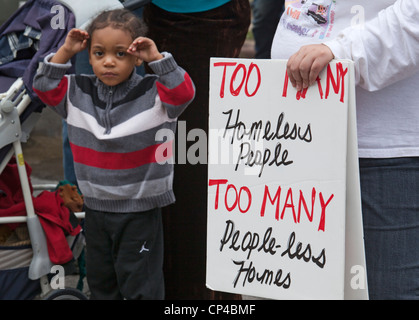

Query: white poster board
206,58,368,300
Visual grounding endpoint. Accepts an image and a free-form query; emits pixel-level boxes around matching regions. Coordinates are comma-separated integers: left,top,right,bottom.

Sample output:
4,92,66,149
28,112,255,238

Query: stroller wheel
43,288,88,300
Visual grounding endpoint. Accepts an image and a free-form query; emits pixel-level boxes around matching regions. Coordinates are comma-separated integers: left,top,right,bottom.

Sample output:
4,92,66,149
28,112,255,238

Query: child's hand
51,29,89,64
127,37,163,63
63,29,89,55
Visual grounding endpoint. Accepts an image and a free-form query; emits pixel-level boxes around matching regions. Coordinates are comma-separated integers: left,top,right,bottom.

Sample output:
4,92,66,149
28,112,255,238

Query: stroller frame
0,76,59,297
0,0,150,299
0,76,86,298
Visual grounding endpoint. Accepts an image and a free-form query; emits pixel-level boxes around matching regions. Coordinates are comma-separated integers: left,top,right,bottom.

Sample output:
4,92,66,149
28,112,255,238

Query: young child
33,9,195,299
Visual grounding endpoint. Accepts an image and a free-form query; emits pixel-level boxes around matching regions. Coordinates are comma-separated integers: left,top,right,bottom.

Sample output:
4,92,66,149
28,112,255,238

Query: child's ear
135,57,143,67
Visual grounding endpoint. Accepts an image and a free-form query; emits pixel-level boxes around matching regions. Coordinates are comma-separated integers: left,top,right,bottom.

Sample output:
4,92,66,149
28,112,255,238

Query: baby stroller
0,0,149,300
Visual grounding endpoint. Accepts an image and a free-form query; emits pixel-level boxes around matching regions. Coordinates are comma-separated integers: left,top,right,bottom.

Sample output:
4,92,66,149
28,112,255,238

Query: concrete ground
22,108,64,185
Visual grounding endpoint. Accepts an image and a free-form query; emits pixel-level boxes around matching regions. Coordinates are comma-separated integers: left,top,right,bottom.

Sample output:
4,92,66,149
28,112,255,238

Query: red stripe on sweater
33,76,68,106
156,72,194,106
70,140,173,170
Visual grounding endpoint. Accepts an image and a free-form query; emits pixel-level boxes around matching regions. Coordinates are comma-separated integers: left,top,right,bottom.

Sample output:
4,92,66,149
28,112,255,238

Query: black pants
143,0,251,300
84,207,164,300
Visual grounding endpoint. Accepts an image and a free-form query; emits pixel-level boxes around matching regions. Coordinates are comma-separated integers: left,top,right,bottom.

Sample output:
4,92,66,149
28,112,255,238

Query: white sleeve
323,0,419,92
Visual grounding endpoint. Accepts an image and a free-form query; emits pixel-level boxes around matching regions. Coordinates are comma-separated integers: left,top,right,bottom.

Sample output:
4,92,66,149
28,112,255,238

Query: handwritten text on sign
207,58,350,300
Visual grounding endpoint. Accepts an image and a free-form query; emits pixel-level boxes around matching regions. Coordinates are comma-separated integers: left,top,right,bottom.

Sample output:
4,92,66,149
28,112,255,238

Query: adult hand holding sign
286,44,334,91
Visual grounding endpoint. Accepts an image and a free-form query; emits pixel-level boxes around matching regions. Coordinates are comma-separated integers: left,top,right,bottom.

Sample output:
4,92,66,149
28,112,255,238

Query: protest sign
206,58,368,300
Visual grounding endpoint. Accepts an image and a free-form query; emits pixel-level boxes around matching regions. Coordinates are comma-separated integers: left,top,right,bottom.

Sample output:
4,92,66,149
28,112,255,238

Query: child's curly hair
86,9,147,48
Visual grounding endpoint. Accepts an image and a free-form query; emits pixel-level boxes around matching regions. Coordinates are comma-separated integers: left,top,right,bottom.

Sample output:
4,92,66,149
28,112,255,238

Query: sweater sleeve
148,52,195,118
323,0,419,92
33,52,71,118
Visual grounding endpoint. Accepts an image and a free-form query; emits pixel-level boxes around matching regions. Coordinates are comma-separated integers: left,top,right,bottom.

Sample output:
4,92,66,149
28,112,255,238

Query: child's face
89,26,142,87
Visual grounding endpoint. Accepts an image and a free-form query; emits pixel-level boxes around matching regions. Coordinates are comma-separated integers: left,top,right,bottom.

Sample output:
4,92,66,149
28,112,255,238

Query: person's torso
272,0,396,59
151,0,231,13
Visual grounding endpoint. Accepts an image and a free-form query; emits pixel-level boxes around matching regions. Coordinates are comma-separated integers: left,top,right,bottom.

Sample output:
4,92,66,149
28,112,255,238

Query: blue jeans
359,157,419,299
62,120,77,185
251,0,284,58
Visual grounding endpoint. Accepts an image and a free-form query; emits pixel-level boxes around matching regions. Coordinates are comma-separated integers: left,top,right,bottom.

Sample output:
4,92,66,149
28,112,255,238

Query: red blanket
0,158,81,264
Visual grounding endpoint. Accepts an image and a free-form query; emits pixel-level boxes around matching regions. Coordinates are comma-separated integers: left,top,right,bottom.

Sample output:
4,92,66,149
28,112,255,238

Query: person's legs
360,157,419,299
85,207,164,300
61,120,77,186
84,207,123,300
114,208,165,300
252,0,284,58
143,0,250,299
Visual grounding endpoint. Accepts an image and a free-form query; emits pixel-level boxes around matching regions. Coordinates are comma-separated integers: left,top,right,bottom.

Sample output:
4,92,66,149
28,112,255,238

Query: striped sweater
33,52,195,213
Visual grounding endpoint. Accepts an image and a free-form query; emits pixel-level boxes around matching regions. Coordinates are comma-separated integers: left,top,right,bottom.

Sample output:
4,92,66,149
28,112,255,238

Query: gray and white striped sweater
33,52,195,213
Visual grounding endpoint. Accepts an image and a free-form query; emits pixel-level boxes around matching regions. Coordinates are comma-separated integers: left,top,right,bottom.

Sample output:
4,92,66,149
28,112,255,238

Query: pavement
22,108,64,185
